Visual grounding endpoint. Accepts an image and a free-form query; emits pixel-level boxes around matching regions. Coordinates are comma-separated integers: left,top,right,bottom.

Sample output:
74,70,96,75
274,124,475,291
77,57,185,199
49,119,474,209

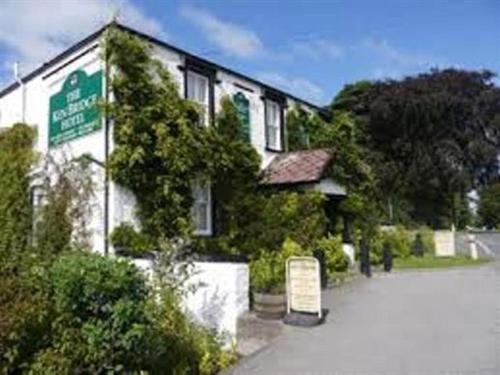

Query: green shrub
150,288,237,375
0,263,52,374
110,222,154,257
386,226,412,258
370,226,435,265
250,250,285,294
417,226,435,255
38,252,155,373
316,235,349,278
239,191,327,256
193,236,237,256
250,238,308,294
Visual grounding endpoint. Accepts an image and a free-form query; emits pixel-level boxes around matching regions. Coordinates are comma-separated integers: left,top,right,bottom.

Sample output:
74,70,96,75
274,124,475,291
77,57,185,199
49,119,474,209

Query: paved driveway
228,263,500,375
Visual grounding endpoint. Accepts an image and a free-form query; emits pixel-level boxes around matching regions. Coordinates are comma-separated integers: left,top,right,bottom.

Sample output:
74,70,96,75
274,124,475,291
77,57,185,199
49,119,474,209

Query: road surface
228,262,500,375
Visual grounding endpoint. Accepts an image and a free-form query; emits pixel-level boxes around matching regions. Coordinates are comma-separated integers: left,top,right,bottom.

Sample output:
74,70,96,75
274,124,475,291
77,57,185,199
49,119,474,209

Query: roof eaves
0,22,324,110
0,24,108,98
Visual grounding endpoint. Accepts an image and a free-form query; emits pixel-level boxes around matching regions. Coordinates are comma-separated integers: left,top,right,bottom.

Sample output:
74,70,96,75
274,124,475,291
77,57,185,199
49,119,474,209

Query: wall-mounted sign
233,92,250,142
48,69,103,147
286,256,322,317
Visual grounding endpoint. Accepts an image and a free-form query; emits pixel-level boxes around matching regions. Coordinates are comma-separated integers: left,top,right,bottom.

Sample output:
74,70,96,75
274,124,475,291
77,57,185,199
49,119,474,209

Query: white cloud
291,38,344,60
181,5,263,58
0,0,165,77
361,38,434,68
357,38,445,80
257,72,325,104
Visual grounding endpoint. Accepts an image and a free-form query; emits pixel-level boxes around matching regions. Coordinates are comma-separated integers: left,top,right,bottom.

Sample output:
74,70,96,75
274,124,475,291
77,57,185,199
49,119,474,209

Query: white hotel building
0,22,333,256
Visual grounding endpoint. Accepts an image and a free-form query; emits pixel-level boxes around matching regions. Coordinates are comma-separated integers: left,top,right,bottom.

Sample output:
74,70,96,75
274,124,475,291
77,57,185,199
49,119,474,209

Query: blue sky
0,0,499,105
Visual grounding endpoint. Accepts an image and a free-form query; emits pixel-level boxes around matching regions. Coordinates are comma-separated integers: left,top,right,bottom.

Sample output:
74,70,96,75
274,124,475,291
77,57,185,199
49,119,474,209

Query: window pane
187,72,196,100
187,71,208,105
195,204,208,231
266,100,281,149
268,126,277,149
266,101,274,126
192,180,211,234
197,75,207,103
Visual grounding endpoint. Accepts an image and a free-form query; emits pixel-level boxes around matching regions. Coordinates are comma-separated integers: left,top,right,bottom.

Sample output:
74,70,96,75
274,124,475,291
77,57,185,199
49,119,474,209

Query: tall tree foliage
477,181,500,229
0,124,36,256
286,106,379,236
210,97,261,236
332,69,500,228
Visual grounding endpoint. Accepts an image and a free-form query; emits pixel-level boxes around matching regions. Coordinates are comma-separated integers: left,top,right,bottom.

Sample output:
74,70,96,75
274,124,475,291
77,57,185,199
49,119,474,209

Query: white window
266,99,281,150
187,70,209,126
192,180,212,236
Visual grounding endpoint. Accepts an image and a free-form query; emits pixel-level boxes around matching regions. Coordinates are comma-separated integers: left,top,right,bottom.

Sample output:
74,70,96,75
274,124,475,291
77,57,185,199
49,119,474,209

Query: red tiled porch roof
260,149,332,186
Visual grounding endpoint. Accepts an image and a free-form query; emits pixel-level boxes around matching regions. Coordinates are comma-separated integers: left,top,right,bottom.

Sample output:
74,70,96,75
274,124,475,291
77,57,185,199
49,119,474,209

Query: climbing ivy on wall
286,106,380,236
104,27,261,241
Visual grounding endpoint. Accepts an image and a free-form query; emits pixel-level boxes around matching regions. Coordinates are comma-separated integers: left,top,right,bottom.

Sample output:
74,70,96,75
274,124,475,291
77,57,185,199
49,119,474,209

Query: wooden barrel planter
253,292,287,319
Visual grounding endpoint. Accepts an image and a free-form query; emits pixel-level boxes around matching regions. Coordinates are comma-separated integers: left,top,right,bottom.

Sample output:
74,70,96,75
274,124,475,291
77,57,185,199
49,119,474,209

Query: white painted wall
184,261,249,340
0,41,107,254
132,258,249,341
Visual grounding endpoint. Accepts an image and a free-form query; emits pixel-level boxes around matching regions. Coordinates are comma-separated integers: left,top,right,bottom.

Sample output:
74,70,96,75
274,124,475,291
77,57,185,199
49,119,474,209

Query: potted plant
250,238,309,319
250,250,287,319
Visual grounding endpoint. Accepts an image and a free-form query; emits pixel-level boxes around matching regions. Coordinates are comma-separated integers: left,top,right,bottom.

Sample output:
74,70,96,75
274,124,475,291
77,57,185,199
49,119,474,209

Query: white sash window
265,99,281,151
192,180,212,236
187,70,209,126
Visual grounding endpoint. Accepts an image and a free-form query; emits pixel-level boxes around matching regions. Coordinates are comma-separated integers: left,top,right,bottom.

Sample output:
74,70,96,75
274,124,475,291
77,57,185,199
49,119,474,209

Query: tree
477,182,500,229
0,123,37,256
329,80,372,118
332,69,500,228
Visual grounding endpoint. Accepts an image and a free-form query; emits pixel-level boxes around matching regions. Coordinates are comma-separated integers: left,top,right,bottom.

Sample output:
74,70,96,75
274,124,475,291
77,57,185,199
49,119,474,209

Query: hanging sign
286,256,322,317
233,91,250,142
48,69,103,147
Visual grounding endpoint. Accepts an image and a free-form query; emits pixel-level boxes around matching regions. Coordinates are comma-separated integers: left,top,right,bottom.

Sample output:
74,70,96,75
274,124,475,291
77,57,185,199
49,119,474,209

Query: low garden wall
131,258,249,341
184,261,249,339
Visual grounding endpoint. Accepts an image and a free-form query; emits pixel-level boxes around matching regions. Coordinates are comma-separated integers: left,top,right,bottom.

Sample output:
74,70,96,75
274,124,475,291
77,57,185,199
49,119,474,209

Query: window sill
265,146,283,153
193,230,213,237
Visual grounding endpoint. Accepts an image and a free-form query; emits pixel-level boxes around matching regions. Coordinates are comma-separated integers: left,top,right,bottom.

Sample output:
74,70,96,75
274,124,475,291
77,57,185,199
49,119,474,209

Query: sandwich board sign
286,256,322,319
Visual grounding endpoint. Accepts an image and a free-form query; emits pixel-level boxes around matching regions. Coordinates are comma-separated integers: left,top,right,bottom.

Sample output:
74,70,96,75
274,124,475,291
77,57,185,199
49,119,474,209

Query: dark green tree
477,182,500,229
331,69,500,228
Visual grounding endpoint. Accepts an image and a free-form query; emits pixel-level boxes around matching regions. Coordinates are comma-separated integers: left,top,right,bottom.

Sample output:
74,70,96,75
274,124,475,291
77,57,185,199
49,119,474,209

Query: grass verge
394,255,491,269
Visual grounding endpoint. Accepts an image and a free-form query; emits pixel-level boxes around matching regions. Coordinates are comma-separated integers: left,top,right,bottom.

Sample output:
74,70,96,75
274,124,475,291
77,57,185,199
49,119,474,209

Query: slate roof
260,149,332,186
0,22,323,110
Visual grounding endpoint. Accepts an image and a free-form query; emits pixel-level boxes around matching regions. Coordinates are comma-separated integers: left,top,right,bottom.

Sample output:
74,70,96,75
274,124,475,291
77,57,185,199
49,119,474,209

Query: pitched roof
0,22,323,110
260,149,332,186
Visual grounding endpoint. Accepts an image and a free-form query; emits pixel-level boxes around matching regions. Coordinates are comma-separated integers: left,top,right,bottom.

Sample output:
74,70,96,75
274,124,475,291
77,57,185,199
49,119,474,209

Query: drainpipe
103,50,110,256
13,62,26,123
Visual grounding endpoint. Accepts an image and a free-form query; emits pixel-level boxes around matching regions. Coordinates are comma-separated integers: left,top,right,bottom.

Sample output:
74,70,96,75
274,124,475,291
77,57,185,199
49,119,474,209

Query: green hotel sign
48,69,103,147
